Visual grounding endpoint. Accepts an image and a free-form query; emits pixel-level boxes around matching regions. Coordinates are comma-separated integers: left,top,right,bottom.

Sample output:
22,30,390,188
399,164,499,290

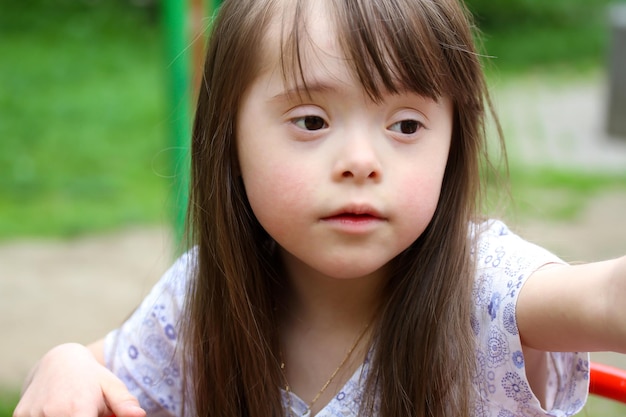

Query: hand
13,343,146,417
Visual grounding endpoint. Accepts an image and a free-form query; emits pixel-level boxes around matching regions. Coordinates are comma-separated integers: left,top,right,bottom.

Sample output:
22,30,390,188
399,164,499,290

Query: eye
389,119,422,135
293,116,328,131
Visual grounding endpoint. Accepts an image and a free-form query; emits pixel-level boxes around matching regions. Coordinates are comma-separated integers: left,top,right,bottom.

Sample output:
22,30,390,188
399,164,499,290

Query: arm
14,341,146,417
517,255,626,353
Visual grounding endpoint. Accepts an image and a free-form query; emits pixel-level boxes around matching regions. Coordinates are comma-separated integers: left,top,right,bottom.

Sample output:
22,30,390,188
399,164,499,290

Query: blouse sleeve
103,251,194,417
472,220,589,417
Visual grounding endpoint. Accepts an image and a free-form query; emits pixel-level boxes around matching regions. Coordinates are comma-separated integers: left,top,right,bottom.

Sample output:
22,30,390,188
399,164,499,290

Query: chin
319,262,389,281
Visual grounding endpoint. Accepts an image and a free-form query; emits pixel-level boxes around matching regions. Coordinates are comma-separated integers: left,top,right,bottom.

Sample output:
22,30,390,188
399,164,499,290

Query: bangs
279,0,480,103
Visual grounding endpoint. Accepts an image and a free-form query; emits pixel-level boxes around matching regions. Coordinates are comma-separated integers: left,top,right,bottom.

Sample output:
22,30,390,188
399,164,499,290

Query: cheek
395,171,445,236
245,160,311,204
242,161,314,233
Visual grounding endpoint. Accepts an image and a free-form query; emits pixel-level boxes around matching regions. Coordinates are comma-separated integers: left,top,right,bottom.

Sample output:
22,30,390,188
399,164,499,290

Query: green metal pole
162,0,222,246
162,0,192,246
208,0,222,15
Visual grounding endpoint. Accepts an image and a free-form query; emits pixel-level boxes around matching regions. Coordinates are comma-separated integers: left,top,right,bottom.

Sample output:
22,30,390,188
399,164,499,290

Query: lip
323,204,386,219
320,205,387,231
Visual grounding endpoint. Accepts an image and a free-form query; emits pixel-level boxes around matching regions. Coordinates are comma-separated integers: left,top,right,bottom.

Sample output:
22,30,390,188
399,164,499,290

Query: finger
101,375,145,417
105,399,145,417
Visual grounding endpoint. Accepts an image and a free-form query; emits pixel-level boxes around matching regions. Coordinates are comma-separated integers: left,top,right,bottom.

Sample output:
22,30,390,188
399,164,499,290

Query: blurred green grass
0,390,19,417
2,0,625,241
0,1,173,239
584,395,626,417
487,167,626,224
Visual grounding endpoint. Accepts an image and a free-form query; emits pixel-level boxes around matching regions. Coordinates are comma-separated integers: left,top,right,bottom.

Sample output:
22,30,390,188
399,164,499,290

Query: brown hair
183,0,496,416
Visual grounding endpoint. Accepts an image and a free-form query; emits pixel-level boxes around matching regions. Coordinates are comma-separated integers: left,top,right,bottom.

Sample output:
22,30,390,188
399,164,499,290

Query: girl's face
236,2,453,281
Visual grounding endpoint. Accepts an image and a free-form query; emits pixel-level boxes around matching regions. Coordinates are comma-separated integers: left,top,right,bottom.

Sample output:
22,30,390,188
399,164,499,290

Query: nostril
340,170,379,180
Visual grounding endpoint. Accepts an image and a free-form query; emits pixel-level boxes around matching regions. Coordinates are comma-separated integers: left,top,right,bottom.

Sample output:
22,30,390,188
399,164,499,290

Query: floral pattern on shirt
104,220,589,417
470,220,588,417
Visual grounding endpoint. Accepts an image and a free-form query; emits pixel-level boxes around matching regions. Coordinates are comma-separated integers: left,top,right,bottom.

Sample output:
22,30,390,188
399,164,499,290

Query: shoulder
105,248,197,352
471,219,563,335
473,219,563,284
156,248,197,299
103,249,198,416
470,221,588,416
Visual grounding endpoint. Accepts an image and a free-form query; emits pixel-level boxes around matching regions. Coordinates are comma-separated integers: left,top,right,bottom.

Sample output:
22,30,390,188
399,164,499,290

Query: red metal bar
589,362,626,403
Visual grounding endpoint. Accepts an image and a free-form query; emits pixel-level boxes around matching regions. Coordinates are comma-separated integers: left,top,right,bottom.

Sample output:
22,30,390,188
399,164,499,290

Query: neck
277,250,386,415
279,249,388,330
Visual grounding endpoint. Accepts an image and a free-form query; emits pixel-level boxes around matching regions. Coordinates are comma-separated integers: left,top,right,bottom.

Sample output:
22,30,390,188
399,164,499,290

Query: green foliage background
2,0,625,240
0,1,171,239
465,0,622,72
467,0,612,28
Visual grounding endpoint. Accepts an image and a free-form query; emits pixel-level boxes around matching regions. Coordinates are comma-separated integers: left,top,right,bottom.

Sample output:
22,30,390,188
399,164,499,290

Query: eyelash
388,119,424,135
289,114,425,138
292,115,328,131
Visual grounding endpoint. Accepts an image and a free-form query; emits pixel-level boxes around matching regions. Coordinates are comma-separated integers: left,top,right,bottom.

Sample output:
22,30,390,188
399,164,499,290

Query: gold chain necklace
279,321,372,417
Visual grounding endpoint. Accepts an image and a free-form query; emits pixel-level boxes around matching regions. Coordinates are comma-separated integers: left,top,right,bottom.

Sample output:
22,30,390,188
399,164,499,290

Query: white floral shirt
104,220,589,417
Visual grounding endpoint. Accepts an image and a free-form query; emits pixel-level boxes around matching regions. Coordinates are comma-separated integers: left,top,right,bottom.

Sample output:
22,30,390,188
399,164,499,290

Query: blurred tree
464,0,613,30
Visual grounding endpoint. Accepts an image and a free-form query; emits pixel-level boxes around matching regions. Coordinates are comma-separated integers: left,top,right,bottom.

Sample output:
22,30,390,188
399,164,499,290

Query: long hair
182,0,497,416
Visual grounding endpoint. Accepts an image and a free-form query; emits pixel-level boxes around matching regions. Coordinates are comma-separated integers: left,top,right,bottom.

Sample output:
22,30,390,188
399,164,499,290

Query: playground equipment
590,362,626,404
162,0,222,242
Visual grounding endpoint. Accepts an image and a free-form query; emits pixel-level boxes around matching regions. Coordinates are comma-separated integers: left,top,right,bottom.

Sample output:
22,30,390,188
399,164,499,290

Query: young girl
14,0,626,416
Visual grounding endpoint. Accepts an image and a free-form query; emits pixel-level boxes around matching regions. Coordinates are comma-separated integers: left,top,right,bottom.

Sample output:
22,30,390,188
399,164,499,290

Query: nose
332,132,383,183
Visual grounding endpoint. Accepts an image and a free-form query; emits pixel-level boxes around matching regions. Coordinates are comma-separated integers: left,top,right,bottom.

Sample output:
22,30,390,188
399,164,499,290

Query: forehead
259,1,344,83
249,0,462,103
